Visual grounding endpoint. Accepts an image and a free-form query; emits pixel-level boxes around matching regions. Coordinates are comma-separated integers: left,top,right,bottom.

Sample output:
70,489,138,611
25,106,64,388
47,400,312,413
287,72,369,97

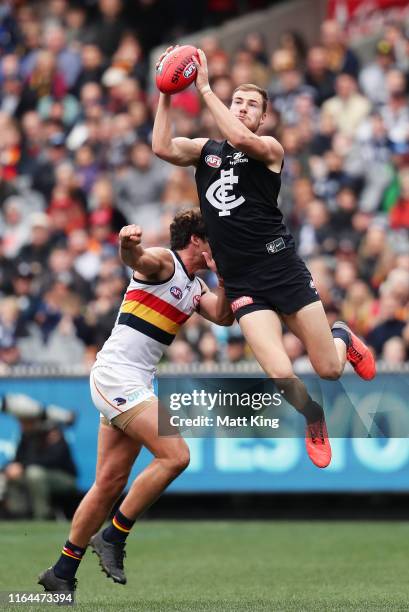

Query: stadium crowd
0,0,408,372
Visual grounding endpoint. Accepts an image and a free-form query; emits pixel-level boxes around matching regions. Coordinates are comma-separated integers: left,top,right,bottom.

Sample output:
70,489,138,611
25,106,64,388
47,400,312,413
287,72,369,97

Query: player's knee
317,361,342,380
96,471,127,499
164,446,190,476
266,367,294,380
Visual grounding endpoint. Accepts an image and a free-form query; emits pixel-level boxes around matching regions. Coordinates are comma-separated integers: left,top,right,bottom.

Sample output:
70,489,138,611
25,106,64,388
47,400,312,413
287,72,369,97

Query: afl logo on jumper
206,168,245,216
170,286,183,299
205,154,222,168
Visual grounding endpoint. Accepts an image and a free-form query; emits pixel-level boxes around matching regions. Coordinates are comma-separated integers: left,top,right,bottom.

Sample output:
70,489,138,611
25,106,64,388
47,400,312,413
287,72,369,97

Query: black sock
54,540,86,580
299,398,324,425
103,509,135,544
332,327,351,348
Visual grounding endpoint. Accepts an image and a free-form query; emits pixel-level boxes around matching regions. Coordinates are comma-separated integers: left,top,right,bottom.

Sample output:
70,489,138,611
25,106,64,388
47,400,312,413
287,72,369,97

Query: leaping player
38,210,234,594
152,46,376,470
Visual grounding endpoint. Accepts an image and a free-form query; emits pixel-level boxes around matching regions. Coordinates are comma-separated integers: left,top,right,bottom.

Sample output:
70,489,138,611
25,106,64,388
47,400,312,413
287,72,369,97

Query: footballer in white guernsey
39,210,234,594
91,248,203,422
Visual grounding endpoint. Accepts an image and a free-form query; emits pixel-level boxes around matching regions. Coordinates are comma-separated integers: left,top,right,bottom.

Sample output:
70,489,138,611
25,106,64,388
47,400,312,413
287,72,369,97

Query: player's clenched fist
119,225,142,247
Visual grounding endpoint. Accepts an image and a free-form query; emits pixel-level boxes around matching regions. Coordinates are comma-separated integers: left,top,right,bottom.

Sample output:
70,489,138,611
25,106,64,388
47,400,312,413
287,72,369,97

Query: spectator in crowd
84,0,126,58
166,339,196,365
242,31,269,67
226,336,247,363
305,45,336,107
17,212,54,280
0,296,28,368
113,140,170,227
320,19,360,77
322,73,371,136
381,69,409,147
341,280,375,338
72,44,105,97
1,196,31,259
21,23,81,89
19,50,67,115
298,199,337,258
381,336,407,365
383,20,409,72
269,48,314,125
198,331,220,366
366,292,406,357
359,40,396,106
347,112,393,213
278,30,308,68
3,415,77,519
358,224,395,290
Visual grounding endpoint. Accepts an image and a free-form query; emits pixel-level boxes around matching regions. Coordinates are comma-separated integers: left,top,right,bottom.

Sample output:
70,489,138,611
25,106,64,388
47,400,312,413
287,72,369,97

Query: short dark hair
232,83,268,113
170,209,207,250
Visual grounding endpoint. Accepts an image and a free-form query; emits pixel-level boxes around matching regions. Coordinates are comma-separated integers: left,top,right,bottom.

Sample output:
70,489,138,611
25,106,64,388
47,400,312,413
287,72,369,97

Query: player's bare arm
197,251,234,326
119,225,174,281
152,46,207,167
193,49,283,171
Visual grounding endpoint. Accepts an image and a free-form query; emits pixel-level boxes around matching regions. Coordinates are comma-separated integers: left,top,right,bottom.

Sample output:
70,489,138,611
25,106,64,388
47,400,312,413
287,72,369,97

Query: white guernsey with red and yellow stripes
94,250,202,385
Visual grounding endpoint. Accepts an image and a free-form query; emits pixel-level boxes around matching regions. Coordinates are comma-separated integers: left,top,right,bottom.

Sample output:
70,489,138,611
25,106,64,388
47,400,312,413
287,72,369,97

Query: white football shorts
90,365,156,423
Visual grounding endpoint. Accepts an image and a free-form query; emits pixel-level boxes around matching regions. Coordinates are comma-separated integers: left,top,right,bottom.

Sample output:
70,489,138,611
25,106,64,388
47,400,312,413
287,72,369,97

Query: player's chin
238,116,252,128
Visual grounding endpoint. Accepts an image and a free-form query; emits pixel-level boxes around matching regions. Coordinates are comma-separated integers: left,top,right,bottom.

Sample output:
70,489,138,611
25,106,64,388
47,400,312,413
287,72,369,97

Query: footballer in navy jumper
153,45,376,470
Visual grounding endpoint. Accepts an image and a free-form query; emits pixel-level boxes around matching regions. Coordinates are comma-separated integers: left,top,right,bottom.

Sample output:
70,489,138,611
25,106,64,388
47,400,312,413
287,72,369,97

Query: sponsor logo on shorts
193,294,201,308
170,286,183,299
230,296,254,313
205,154,222,168
183,62,196,78
113,397,126,406
127,388,152,403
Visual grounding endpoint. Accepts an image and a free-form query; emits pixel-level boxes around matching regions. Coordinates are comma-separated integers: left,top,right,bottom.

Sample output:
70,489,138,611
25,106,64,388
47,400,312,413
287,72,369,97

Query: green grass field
0,520,408,611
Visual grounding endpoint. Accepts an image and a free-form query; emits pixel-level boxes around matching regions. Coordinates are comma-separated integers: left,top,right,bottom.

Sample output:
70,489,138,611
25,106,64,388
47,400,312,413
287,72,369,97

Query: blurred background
0,0,409,520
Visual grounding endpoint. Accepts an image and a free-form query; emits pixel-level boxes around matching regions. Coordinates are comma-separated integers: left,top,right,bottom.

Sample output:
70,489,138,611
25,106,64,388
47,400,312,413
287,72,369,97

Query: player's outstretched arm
152,93,207,166
196,252,234,326
152,47,207,166
119,225,172,279
193,49,283,167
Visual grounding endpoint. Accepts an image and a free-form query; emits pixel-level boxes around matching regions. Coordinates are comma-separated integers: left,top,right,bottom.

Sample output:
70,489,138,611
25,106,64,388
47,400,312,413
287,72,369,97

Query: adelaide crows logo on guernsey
205,168,245,216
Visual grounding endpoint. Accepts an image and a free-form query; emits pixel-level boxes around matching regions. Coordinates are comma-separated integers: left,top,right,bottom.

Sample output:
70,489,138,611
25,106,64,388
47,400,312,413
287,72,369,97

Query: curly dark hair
170,209,207,250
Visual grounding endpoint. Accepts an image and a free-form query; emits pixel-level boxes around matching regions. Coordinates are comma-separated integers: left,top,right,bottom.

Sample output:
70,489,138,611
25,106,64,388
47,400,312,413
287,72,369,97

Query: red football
156,45,198,94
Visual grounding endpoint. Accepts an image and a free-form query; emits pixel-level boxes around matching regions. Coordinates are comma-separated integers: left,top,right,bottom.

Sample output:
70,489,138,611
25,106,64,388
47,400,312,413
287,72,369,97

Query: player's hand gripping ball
156,45,198,94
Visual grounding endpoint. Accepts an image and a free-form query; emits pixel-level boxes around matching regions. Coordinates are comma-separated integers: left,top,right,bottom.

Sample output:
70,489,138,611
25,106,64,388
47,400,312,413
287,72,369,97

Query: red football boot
332,321,376,381
305,416,332,469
